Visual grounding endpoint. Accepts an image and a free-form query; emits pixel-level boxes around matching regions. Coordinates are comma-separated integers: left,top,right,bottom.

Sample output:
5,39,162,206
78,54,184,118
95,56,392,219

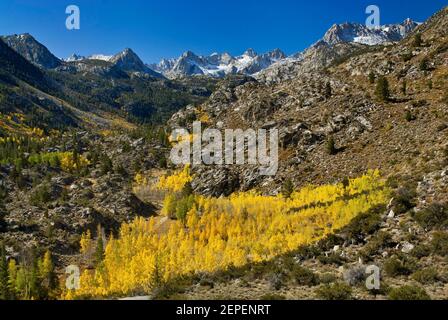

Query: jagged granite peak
323,19,419,46
109,48,163,78
1,33,62,69
110,48,144,68
243,48,258,58
265,48,287,60
64,53,114,62
65,53,85,62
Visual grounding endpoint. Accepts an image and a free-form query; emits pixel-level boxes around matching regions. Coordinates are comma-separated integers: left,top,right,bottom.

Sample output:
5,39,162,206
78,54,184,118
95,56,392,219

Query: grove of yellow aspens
72,169,389,298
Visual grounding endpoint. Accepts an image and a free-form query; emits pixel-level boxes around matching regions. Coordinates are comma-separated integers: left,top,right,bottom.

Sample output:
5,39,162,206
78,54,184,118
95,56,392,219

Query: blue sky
0,0,446,63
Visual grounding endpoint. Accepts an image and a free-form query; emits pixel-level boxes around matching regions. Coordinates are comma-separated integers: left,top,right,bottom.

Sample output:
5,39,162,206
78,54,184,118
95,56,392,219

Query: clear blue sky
0,0,446,63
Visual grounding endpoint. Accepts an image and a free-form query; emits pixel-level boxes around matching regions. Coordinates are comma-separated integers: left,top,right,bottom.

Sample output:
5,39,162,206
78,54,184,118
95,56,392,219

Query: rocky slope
157,6,448,300
171,8,447,199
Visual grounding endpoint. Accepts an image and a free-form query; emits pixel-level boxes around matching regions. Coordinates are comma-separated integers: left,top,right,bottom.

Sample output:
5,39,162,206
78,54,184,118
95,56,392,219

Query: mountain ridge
1,33,62,69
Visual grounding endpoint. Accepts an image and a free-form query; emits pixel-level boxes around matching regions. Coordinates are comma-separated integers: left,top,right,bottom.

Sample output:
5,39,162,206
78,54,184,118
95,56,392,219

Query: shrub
344,205,384,240
316,282,352,300
100,154,113,175
412,268,439,284
260,294,286,300
319,273,338,284
318,253,347,266
412,34,423,48
392,186,417,214
405,110,416,122
319,234,344,251
384,254,417,276
292,266,320,287
413,203,448,230
430,232,448,256
410,244,431,259
401,52,413,62
360,231,393,260
343,266,366,286
442,92,448,105
268,272,284,291
294,245,322,261
388,285,430,300
30,184,52,207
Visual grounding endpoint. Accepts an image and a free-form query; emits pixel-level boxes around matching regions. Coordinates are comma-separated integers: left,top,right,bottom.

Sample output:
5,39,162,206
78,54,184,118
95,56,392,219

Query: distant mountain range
147,48,286,79
1,19,419,80
256,19,420,83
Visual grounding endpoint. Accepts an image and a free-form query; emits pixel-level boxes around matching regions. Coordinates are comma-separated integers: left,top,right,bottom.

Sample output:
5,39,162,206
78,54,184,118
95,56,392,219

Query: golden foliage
73,170,389,298
156,165,192,193
59,152,90,172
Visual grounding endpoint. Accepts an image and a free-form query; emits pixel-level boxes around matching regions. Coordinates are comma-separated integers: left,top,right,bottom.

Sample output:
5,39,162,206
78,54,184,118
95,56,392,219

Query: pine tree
401,80,407,95
0,184,7,227
281,179,294,199
324,82,332,99
95,225,105,266
29,251,41,299
0,242,10,300
375,76,390,101
419,58,429,71
182,182,194,197
368,72,376,84
326,136,338,155
100,154,113,175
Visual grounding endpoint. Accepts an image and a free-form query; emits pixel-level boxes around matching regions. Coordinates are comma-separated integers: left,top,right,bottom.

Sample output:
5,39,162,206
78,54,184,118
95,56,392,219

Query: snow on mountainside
61,18,418,80
65,53,113,62
149,48,286,79
256,19,420,83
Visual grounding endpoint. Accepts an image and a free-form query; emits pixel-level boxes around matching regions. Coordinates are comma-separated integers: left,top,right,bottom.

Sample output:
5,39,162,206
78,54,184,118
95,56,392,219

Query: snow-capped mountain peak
323,19,419,46
243,48,257,58
151,48,287,79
